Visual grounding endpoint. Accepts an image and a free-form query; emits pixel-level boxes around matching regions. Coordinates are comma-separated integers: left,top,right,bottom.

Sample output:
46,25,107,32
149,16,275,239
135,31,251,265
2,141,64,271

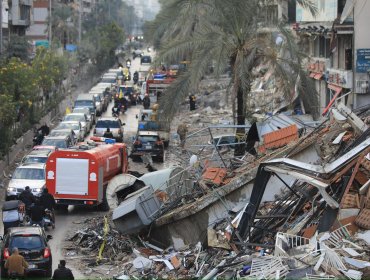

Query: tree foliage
146,0,319,155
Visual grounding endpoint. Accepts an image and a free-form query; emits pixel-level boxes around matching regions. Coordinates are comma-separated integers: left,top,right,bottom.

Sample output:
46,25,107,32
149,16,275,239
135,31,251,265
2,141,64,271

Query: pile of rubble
63,97,370,279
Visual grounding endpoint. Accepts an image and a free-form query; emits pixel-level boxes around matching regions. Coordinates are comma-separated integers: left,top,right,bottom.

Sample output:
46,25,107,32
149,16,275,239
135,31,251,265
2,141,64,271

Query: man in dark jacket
143,94,150,109
30,201,45,227
19,186,36,213
103,128,114,139
39,188,56,226
39,188,56,211
52,260,74,280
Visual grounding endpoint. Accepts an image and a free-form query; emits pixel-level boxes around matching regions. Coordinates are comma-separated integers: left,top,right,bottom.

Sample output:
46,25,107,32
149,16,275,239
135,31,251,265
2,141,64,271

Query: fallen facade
64,102,370,279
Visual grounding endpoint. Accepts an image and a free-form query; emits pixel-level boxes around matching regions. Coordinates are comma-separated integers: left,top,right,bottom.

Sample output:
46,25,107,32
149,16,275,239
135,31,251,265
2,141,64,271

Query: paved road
48,49,161,277
0,50,162,279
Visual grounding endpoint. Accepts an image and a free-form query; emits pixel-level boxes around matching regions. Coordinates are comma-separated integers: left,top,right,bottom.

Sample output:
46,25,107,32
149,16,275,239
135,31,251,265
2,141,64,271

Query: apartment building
26,0,49,44
296,0,370,115
8,0,32,35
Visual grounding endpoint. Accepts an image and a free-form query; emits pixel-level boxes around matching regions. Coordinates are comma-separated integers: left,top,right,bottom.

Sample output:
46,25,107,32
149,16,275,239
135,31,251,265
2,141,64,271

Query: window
23,157,47,164
96,120,121,129
13,168,45,180
10,236,43,250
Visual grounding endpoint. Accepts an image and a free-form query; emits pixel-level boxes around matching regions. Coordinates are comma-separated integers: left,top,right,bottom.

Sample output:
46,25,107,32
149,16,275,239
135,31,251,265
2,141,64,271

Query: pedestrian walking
4,247,29,278
143,94,151,109
177,123,188,148
52,260,74,280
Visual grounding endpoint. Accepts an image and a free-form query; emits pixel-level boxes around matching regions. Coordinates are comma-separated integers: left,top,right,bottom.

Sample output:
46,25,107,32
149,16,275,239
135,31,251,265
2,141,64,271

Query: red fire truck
45,142,128,210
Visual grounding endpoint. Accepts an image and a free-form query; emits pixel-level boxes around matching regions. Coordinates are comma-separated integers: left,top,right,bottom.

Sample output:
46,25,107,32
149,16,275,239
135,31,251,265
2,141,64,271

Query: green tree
146,0,318,156
5,34,31,61
49,3,78,48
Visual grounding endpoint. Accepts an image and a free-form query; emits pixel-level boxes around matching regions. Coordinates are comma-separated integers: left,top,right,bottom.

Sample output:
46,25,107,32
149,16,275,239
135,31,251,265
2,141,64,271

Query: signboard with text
356,49,370,73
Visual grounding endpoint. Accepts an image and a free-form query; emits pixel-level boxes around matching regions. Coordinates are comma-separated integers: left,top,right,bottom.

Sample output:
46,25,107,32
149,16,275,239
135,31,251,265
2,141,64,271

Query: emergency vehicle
45,139,128,210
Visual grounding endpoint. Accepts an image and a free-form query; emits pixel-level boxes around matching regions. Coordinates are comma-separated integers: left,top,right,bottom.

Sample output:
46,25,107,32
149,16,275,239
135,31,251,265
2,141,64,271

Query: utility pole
78,0,82,44
0,0,3,54
49,0,52,47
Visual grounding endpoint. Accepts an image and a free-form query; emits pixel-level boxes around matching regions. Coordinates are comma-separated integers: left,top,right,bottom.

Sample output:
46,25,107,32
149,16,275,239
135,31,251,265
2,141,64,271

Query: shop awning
314,73,323,80
309,72,316,78
322,84,343,116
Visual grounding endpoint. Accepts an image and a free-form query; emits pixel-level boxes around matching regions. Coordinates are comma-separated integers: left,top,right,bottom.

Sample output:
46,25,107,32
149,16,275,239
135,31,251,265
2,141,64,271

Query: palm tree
145,0,318,156
49,4,78,48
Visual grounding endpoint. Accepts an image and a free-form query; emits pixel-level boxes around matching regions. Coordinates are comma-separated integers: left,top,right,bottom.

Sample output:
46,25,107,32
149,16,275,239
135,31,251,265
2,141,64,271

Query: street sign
356,49,370,73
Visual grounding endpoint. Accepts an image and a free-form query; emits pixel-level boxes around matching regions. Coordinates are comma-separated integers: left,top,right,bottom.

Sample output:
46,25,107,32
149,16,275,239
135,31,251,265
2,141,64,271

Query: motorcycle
43,209,54,230
32,131,44,147
112,106,120,117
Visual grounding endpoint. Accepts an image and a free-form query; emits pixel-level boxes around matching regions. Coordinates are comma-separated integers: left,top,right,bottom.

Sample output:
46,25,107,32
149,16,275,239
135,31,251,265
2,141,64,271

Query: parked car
1,226,52,277
132,49,144,59
74,94,96,118
93,117,125,142
48,129,77,143
62,113,89,135
73,107,93,129
41,135,75,149
21,149,52,165
6,163,46,200
140,55,152,65
55,121,84,142
88,91,106,115
131,131,164,162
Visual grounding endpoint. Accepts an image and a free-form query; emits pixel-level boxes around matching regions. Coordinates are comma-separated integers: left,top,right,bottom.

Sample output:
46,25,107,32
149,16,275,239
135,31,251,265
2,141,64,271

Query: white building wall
354,0,370,108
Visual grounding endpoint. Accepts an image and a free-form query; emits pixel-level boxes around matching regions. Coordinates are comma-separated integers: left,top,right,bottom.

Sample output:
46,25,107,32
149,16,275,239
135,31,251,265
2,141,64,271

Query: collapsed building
66,102,370,279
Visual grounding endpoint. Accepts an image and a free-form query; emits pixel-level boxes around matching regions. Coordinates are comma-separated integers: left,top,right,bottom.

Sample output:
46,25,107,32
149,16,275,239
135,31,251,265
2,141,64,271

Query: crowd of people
4,188,75,279
18,186,56,228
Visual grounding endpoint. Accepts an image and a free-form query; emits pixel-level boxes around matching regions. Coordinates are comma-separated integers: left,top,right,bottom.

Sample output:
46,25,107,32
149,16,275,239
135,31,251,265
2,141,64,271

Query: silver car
62,113,89,135
55,121,84,142
21,149,52,165
49,129,78,144
94,117,125,142
6,163,46,199
73,107,93,129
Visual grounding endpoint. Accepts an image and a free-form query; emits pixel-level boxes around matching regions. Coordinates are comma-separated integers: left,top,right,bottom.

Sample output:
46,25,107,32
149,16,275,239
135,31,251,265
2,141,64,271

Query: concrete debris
63,103,370,279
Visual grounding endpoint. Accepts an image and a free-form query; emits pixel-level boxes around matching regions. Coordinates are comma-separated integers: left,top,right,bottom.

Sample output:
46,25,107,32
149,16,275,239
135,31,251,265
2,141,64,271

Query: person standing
4,247,29,277
177,123,188,148
189,94,196,111
103,128,114,139
52,260,74,280
143,94,151,109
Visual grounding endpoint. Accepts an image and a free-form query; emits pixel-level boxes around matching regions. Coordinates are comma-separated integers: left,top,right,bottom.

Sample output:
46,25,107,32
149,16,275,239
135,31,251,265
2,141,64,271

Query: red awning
314,73,323,80
322,84,343,116
309,72,316,78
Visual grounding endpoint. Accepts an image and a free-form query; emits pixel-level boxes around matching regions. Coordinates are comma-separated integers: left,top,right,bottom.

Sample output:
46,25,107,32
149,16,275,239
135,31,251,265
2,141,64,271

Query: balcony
327,68,353,89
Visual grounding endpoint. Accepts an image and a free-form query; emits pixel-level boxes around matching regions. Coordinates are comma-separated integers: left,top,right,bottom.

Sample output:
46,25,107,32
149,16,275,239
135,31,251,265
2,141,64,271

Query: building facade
8,0,32,35
26,0,49,44
296,0,370,115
